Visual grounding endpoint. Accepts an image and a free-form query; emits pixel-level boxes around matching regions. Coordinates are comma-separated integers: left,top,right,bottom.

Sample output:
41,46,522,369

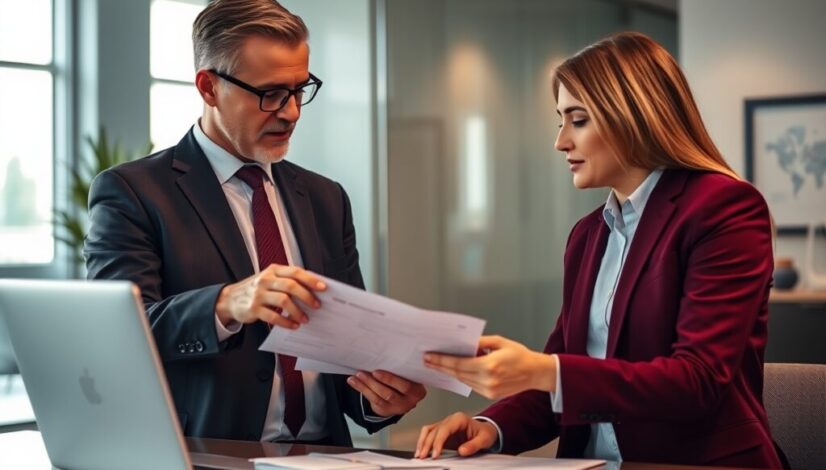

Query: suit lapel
272,162,324,274
605,170,687,357
172,131,254,281
567,219,610,355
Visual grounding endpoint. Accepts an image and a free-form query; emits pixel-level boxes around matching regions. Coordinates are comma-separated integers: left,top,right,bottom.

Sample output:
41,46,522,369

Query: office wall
384,0,676,451
279,0,378,292
680,0,826,279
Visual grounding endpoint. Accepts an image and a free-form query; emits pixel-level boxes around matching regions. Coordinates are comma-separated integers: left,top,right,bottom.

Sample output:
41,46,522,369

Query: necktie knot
235,165,267,190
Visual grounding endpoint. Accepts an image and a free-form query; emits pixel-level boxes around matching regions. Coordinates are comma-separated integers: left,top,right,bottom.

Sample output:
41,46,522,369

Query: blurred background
0,0,824,455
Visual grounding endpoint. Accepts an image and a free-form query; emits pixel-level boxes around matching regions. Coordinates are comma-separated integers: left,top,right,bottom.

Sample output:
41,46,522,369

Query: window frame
0,0,72,278
149,0,206,151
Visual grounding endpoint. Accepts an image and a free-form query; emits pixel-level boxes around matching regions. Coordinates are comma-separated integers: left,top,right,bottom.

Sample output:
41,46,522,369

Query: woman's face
554,83,625,191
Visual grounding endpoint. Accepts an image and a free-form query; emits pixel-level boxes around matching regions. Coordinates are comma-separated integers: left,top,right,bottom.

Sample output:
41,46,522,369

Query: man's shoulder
278,159,343,191
103,145,175,179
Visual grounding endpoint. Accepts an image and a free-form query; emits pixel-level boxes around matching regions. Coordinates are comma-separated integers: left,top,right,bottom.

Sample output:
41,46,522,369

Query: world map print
765,125,826,197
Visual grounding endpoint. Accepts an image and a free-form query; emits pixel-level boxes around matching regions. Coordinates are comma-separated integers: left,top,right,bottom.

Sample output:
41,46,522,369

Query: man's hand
346,370,427,417
215,264,326,330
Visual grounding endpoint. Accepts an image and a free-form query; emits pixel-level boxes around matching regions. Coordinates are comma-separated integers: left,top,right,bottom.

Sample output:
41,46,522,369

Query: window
150,0,206,150
0,0,55,265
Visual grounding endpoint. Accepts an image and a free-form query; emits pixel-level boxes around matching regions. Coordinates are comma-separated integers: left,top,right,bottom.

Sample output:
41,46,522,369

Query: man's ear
195,70,219,107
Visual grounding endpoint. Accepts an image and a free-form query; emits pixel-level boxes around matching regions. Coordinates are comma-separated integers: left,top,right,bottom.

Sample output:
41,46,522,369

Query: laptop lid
0,279,192,470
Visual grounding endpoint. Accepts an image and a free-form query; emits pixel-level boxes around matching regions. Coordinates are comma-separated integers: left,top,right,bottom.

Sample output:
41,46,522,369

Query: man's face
211,37,310,164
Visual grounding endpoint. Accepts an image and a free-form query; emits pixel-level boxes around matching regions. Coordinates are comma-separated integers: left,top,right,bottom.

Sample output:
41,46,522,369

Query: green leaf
54,127,151,264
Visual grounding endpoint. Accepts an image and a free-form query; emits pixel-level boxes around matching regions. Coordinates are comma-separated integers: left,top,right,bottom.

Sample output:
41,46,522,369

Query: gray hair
192,0,308,74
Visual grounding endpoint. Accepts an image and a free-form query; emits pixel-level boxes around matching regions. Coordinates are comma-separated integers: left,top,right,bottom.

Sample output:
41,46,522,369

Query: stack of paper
252,451,606,470
259,276,486,396
253,450,447,469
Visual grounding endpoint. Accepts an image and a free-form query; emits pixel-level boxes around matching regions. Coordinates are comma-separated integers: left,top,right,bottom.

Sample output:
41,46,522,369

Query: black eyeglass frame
210,69,323,112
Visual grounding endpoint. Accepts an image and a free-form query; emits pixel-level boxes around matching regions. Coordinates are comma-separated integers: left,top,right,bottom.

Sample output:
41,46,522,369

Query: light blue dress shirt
553,169,663,461
479,169,663,457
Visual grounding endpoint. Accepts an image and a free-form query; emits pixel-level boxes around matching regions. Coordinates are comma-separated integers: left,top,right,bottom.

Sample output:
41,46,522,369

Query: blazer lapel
172,130,254,281
272,162,324,274
567,219,610,355
605,170,687,357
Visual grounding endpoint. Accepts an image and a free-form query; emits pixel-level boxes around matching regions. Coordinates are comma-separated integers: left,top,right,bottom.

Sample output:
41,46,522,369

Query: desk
0,431,758,469
185,437,757,470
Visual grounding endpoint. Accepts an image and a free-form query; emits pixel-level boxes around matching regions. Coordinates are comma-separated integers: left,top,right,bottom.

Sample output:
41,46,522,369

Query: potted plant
54,128,152,268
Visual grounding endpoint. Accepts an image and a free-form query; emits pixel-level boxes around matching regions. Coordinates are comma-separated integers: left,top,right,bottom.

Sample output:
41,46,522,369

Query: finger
371,370,412,395
271,264,327,291
458,431,491,457
430,422,459,459
419,422,441,459
260,291,308,324
423,353,482,373
425,361,483,383
257,306,300,330
346,375,388,414
415,424,434,458
354,371,396,402
267,277,320,309
477,335,507,351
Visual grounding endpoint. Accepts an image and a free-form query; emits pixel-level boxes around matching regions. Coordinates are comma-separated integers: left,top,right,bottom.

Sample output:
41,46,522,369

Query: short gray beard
251,142,289,165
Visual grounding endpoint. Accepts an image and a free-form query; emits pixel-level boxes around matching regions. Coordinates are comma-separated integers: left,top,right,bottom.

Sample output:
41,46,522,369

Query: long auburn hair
552,32,739,180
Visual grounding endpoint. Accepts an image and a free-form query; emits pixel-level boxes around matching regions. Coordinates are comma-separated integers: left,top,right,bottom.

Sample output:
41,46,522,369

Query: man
84,0,425,444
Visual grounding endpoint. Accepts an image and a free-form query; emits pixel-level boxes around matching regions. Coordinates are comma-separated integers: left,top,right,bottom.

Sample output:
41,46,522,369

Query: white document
437,454,606,469
254,451,606,470
252,451,447,469
258,276,485,396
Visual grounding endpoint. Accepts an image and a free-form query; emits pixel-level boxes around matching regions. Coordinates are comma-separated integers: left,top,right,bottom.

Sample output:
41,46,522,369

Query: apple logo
79,368,102,405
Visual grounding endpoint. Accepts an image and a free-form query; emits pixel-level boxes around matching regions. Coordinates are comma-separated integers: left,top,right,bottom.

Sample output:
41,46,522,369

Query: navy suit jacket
84,129,398,443
480,170,783,468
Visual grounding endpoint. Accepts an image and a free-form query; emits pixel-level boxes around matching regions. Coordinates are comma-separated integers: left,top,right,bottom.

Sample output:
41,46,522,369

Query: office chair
763,362,826,469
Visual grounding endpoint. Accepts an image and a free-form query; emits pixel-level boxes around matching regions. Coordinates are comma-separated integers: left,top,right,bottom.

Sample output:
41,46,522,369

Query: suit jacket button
178,344,186,353
194,341,204,352
590,414,601,421
579,413,588,420
186,342,195,353
257,369,273,382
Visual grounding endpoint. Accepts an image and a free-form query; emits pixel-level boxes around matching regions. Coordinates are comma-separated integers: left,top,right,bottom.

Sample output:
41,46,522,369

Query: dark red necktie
235,165,305,438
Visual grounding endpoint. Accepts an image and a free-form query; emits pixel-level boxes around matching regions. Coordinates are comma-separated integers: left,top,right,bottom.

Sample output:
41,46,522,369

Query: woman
416,32,784,468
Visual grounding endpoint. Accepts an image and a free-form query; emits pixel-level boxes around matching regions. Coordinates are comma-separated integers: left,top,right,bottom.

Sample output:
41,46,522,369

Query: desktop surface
0,430,760,470
185,437,758,470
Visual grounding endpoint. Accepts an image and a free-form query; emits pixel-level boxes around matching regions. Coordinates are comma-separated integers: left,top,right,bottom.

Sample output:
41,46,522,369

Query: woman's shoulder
681,170,766,208
683,169,757,194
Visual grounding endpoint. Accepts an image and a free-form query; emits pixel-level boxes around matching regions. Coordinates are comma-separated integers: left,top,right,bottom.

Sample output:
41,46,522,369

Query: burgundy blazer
479,169,783,468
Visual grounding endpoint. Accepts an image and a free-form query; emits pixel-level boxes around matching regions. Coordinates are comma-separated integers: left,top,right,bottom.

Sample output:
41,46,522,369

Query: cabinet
766,290,826,364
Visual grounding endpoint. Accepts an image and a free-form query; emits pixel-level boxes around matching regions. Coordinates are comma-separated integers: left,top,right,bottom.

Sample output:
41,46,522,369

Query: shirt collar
602,168,664,229
192,120,273,185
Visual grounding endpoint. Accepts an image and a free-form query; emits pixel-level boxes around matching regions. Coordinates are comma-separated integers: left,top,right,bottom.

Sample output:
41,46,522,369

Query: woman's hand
424,335,557,399
415,412,498,459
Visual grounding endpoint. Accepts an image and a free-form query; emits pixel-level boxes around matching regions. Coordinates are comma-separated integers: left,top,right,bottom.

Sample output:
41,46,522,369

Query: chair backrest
763,363,826,470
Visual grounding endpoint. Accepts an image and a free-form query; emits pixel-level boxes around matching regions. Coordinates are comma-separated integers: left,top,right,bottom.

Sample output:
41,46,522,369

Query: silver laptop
0,279,192,470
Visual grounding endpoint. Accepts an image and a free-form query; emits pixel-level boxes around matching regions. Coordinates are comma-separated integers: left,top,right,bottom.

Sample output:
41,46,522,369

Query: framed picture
745,93,826,234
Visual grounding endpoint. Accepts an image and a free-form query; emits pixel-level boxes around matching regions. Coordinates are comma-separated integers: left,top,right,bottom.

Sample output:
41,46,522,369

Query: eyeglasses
210,70,323,112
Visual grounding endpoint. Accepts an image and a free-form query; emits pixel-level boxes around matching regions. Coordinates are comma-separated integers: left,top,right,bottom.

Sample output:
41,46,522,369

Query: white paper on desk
252,451,447,469
251,454,373,469
258,276,485,396
438,454,606,469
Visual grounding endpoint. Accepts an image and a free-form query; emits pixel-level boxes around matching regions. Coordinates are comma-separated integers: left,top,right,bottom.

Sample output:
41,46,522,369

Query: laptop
0,279,192,470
